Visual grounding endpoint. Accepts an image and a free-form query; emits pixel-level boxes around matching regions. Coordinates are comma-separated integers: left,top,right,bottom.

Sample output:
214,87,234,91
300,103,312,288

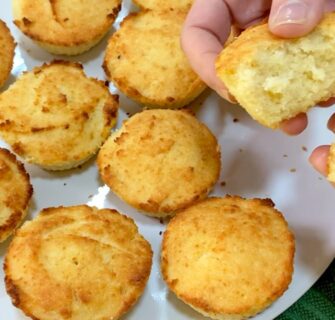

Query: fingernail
216,82,237,104
227,92,237,104
220,89,237,104
272,0,308,26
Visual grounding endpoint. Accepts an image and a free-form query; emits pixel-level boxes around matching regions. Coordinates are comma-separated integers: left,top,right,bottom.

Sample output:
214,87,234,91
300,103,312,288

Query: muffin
133,0,194,11
103,10,206,108
216,13,335,128
0,19,15,88
0,148,32,243
161,196,295,319
12,0,121,55
327,143,335,182
4,205,153,320
97,109,221,217
0,61,118,170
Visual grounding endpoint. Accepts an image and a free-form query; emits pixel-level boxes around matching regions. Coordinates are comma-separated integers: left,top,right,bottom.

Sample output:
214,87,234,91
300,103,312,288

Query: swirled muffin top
4,205,152,320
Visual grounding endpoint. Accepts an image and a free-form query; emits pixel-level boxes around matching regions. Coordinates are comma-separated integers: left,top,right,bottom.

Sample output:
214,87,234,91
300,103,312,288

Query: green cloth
276,259,335,320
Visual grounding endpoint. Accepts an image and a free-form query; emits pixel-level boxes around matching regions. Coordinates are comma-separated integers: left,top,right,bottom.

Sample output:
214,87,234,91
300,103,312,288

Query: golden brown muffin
0,61,118,170
4,205,153,320
103,10,206,108
161,196,295,320
97,109,220,217
327,143,335,182
0,20,15,88
216,13,335,129
0,148,32,243
12,0,121,55
133,0,194,10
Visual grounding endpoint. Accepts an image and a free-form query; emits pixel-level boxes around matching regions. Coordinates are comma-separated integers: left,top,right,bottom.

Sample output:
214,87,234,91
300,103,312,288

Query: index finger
181,0,233,100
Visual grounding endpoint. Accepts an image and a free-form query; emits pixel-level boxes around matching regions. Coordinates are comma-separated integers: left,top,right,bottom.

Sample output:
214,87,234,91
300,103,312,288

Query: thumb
269,0,325,38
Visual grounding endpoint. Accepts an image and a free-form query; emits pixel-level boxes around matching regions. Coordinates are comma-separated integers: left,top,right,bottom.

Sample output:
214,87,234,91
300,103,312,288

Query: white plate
0,1,335,319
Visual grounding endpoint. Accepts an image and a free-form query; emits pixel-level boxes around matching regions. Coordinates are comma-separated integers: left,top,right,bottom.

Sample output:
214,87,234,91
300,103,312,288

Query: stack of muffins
0,1,297,320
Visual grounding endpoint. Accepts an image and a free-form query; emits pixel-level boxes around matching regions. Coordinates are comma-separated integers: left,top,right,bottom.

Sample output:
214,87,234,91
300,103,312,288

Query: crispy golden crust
97,109,220,217
161,196,295,320
216,13,335,128
327,143,335,182
133,0,193,10
0,61,118,170
0,148,33,243
103,10,206,108
4,205,153,320
0,20,15,88
12,0,121,55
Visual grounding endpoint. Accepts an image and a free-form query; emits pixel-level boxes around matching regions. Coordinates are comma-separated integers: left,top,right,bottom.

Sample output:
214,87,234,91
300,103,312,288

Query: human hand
181,0,335,179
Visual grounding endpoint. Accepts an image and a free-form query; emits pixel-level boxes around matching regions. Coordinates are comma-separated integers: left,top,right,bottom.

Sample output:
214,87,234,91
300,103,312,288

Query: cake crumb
233,118,239,123
302,146,308,152
290,168,296,173
220,181,226,187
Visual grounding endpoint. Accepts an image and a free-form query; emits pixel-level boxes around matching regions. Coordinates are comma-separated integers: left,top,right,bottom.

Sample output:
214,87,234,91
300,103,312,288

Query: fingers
309,145,330,177
183,0,334,184
269,0,325,38
268,0,334,182
281,111,335,180
182,0,335,104
318,97,335,107
327,113,335,133
181,0,235,101
280,113,308,135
